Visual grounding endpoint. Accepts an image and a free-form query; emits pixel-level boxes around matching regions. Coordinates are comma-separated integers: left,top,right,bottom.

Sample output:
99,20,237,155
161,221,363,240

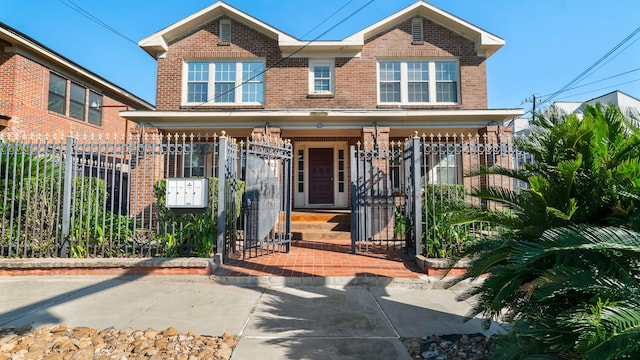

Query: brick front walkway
214,238,422,279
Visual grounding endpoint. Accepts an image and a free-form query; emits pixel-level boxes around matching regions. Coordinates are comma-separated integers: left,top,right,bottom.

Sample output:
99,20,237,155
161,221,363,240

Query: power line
537,67,640,98
193,0,376,107
301,1,354,39
553,77,640,102
539,24,640,106
56,0,138,46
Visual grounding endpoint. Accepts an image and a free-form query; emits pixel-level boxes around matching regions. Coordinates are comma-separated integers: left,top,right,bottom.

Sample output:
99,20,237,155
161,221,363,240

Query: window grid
378,60,458,105
186,61,265,105
379,62,401,103
187,62,209,103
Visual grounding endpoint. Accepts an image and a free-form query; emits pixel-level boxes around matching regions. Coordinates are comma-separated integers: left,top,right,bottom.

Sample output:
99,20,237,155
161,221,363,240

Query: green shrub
152,178,244,257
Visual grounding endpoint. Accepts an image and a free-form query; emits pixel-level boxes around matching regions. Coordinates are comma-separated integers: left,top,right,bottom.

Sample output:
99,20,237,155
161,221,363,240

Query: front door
309,148,334,204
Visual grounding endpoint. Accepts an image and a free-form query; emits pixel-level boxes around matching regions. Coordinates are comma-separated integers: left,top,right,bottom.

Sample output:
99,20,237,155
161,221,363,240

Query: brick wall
156,16,488,111
0,49,137,138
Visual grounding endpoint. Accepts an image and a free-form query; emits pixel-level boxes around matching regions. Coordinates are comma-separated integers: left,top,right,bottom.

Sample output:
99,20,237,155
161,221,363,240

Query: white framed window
422,152,459,185
378,60,459,105
184,60,265,105
308,59,334,95
219,19,231,44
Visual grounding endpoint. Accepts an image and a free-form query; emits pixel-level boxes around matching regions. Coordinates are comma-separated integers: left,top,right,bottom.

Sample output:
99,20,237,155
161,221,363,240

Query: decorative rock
0,325,239,360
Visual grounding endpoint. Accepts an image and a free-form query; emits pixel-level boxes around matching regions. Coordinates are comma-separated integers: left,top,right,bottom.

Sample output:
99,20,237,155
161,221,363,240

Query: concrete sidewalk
0,275,497,359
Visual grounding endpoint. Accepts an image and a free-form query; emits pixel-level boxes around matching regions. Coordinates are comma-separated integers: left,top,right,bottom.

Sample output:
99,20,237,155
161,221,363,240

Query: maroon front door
309,148,334,204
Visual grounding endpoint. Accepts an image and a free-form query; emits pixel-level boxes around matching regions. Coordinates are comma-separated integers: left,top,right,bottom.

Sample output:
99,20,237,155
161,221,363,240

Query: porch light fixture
317,123,323,128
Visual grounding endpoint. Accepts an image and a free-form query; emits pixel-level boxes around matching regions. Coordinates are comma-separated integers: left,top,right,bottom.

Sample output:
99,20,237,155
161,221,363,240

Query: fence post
216,134,228,264
410,135,422,257
60,136,75,257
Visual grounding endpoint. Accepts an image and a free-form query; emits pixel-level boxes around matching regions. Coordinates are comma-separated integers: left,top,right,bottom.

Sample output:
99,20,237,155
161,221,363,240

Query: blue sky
2,0,639,113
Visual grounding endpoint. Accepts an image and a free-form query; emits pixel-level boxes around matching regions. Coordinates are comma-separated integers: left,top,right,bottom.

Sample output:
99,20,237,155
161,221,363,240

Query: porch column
478,124,514,191
361,125,389,150
252,126,281,141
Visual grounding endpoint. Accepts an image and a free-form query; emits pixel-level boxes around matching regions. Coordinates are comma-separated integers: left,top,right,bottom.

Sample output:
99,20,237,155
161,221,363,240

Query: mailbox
165,178,208,211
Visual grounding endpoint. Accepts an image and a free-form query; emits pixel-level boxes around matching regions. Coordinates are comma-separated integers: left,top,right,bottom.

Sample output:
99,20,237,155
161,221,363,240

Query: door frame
294,141,349,208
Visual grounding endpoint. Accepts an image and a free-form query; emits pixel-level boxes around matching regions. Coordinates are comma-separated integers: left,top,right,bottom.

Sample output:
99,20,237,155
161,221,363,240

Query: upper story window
219,20,231,44
378,60,459,105
48,73,67,115
185,60,265,105
309,59,334,95
47,72,103,126
70,83,86,121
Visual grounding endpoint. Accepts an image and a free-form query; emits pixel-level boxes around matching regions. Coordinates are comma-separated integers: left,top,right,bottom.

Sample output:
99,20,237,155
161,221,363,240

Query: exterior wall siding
0,49,136,137
155,17,488,111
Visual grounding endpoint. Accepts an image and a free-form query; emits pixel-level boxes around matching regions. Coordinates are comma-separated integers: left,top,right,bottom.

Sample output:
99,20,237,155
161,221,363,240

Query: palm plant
448,104,640,359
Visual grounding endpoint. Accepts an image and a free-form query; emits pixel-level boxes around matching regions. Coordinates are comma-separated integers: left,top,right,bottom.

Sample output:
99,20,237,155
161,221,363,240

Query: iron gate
242,136,293,259
350,138,422,255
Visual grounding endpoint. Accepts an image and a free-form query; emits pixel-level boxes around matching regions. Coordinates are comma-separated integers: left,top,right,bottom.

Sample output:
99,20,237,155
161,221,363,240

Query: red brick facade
155,17,487,111
0,32,150,138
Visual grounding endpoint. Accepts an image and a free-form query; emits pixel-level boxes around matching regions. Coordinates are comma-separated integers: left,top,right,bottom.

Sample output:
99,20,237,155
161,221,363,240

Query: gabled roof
140,1,504,59
344,1,504,57
139,1,298,59
0,22,153,110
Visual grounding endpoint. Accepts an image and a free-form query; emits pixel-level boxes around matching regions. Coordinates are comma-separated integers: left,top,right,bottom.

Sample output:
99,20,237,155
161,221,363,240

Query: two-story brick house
0,22,153,137
124,1,523,209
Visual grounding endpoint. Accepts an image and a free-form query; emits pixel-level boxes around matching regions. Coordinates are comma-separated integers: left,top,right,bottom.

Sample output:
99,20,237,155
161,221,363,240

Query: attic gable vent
219,19,231,44
411,17,423,44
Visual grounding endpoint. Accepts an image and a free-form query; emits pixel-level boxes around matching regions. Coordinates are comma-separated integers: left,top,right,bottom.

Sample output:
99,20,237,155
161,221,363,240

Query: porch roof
122,108,524,130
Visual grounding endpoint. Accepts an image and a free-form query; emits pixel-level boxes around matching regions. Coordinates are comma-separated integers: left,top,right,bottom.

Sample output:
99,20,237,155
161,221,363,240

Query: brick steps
291,211,351,242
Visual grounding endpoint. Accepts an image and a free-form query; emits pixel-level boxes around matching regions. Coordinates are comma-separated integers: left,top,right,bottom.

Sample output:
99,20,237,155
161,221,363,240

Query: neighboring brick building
0,22,153,137
124,1,523,209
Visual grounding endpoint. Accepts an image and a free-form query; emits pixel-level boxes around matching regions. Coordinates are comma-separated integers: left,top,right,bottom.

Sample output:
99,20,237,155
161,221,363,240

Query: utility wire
553,78,640,102
194,0,376,107
56,0,138,45
539,24,640,106
301,1,354,39
537,67,640,98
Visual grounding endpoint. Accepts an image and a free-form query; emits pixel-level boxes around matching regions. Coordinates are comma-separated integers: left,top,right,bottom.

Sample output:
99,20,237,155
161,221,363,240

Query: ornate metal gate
350,137,421,255
242,136,293,259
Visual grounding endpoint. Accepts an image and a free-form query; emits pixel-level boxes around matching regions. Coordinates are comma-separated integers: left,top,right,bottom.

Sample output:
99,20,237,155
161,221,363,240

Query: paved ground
0,275,498,359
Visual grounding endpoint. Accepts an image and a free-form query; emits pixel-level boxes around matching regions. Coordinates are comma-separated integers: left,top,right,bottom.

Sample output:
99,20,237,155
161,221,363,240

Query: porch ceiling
122,108,524,130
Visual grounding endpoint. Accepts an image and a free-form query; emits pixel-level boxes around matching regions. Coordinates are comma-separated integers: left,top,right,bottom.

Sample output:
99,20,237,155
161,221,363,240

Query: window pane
379,62,400,81
379,83,400,102
436,82,458,102
69,83,86,120
241,62,264,103
187,62,209,103
379,62,401,103
242,82,263,103
407,62,428,81
188,83,209,103
215,62,236,102
408,83,428,102
435,61,458,103
88,91,102,126
48,73,67,114
435,61,457,81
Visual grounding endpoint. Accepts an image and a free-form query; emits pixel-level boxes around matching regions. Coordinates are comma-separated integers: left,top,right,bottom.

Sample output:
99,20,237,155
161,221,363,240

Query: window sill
217,42,230,46
181,104,265,110
411,41,425,45
307,94,335,99
376,104,462,110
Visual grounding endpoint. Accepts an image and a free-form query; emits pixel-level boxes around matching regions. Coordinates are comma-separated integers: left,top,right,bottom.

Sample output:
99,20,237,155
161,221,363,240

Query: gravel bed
401,334,496,360
0,324,495,360
0,324,238,360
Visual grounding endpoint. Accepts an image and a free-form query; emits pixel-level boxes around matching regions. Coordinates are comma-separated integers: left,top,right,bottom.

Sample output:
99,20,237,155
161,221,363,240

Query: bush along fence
351,128,532,258
0,131,247,259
